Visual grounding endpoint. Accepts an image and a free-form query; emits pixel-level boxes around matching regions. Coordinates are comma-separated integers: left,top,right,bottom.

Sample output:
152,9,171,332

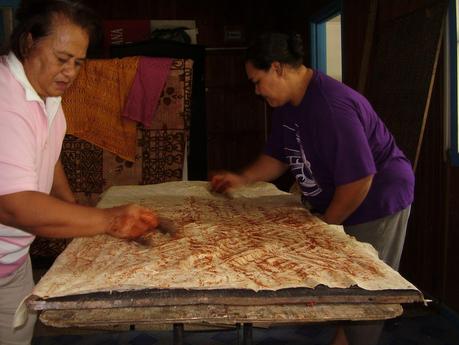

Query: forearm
0,191,108,238
50,159,76,203
241,154,288,183
323,175,373,225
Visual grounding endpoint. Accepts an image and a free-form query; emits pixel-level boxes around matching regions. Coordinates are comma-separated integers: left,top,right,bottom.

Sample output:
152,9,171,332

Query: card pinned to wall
224,25,245,43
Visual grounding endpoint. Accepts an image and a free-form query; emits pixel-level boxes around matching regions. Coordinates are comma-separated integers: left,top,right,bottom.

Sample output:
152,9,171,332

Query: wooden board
27,287,423,311
38,303,404,328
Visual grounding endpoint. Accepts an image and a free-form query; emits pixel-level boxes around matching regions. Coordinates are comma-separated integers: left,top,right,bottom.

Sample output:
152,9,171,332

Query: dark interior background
79,0,459,313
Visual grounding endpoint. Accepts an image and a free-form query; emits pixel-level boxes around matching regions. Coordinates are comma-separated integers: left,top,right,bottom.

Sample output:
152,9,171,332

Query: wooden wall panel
205,51,266,173
205,50,248,87
365,1,446,166
445,166,459,309
399,57,447,299
341,0,371,89
377,0,446,24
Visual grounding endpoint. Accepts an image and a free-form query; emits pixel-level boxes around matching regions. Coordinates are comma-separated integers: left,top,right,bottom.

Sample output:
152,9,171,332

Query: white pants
0,256,37,345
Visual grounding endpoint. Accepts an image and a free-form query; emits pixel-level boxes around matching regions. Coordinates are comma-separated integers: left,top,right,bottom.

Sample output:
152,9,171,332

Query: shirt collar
6,52,62,122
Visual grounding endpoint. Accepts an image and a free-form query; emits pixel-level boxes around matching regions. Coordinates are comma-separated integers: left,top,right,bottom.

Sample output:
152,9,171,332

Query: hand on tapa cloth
132,216,178,246
105,204,159,240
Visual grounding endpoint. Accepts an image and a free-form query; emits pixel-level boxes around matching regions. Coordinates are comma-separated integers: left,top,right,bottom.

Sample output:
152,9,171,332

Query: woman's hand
210,171,251,194
209,154,288,194
105,204,159,240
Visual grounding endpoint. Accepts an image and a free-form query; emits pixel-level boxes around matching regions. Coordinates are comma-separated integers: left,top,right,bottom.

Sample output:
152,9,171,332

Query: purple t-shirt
265,70,414,225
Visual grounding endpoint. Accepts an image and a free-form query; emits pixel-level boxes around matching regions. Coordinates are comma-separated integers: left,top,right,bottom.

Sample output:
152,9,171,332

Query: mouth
54,81,70,92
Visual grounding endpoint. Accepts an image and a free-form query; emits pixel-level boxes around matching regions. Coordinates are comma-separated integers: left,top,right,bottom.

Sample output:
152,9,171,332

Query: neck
290,66,313,106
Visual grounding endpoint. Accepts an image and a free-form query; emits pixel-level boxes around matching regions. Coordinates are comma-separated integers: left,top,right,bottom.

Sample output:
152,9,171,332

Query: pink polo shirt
0,52,66,277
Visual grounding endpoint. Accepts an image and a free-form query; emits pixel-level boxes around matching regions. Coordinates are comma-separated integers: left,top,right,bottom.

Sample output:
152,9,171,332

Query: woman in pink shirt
0,1,159,344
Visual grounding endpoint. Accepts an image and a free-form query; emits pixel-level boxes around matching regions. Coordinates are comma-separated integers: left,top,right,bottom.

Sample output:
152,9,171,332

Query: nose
62,61,78,80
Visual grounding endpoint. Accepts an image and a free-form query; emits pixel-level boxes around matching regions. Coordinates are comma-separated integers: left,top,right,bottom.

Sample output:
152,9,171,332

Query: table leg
242,323,253,345
173,323,184,345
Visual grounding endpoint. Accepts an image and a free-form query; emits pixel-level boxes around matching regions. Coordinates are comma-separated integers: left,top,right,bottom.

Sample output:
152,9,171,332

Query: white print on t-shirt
283,124,322,197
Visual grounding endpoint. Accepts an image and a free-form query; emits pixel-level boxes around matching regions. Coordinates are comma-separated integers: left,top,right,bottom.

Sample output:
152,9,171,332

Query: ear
21,33,35,58
26,33,34,50
271,61,283,76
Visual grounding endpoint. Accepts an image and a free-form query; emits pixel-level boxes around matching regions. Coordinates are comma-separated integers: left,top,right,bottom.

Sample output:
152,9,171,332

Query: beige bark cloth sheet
32,181,419,299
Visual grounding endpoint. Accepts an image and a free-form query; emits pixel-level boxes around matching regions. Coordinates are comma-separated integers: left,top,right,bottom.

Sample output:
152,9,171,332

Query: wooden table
27,182,424,344
27,285,423,344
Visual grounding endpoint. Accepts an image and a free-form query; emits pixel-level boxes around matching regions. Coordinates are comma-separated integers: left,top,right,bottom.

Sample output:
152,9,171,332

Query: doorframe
309,0,343,73
447,0,459,166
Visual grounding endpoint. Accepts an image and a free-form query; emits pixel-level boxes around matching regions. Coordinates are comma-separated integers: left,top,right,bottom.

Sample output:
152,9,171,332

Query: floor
31,301,459,345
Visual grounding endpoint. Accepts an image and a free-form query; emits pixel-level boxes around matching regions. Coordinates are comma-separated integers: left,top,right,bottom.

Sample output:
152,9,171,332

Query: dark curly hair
10,0,101,60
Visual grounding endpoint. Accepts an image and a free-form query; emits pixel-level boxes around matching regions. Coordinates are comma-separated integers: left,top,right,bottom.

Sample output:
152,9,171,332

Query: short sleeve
320,110,377,186
0,110,38,195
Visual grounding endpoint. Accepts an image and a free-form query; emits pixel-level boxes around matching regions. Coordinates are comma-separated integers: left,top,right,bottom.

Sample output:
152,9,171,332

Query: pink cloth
122,56,173,128
0,53,66,274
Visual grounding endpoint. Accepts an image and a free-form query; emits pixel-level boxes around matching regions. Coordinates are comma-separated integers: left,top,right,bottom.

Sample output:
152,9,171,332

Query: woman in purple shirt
211,32,414,345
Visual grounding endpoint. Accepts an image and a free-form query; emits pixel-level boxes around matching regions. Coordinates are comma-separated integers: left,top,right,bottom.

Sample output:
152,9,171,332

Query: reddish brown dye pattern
62,194,386,291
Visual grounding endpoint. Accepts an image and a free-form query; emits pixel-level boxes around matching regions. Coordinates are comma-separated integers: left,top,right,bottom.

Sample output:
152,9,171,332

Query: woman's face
245,60,289,107
23,16,89,99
